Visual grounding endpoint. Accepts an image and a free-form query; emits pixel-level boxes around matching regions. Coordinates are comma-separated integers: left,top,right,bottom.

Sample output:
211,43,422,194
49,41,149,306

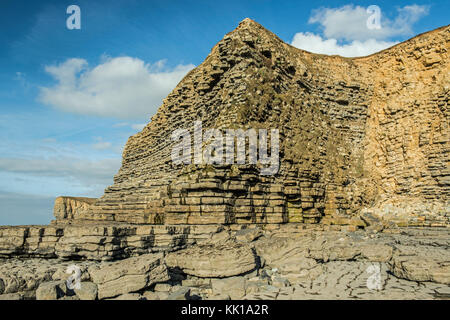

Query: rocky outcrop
53,197,97,221
89,253,169,299
0,223,222,260
0,226,449,300
51,19,448,228
389,245,450,284
165,241,257,278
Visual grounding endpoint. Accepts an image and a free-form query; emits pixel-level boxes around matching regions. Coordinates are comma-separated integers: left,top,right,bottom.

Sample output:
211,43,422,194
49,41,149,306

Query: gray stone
74,282,98,300
272,277,290,288
89,253,169,299
167,287,191,300
36,281,65,300
0,293,23,300
165,242,256,278
211,277,246,300
110,293,143,300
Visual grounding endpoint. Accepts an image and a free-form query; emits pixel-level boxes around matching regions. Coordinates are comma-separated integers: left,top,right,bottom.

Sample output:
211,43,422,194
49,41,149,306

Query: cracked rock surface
0,225,448,300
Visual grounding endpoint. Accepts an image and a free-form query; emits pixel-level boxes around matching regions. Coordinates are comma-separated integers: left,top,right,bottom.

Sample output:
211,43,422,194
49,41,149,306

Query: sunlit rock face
54,19,449,227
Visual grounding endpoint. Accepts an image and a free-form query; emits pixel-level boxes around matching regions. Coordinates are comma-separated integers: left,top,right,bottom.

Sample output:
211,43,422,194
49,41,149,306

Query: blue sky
0,0,448,225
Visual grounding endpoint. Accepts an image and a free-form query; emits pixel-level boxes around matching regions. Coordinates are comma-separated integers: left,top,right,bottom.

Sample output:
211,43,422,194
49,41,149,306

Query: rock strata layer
0,223,222,260
53,19,449,227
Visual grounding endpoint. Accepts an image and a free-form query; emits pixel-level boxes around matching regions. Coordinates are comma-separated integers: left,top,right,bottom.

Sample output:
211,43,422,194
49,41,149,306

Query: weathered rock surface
0,223,222,260
165,241,257,278
167,287,191,300
389,246,450,284
0,226,448,300
51,19,448,228
211,277,247,299
36,281,66,300
109,293,144,300
54,197,96,221
74,282,98,300
89,253,169,299
0,293,24,300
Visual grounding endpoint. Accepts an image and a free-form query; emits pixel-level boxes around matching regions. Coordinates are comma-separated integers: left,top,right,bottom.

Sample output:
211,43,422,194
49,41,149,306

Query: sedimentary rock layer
0,223,222,260
55,19,449,226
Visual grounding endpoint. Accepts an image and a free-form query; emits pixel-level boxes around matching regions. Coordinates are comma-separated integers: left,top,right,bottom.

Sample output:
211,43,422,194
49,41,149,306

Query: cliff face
358,28,449,225
59,19,449,227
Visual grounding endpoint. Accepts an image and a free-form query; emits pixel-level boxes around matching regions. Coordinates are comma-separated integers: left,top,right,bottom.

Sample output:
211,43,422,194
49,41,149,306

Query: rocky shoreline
1,224,448,300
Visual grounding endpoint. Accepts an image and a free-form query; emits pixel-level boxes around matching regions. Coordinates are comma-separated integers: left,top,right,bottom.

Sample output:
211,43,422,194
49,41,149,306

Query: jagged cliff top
227,18,449,59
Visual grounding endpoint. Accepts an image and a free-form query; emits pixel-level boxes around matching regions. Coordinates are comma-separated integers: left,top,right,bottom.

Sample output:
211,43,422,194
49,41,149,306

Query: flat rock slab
36,281,66,300
89,253,169,299
74,282,98,300
389,245,450,285
211,276,247,299
165,243,256,278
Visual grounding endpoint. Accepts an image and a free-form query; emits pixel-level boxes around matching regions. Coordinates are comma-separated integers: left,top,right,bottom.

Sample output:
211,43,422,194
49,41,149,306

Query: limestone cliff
56,19,449,227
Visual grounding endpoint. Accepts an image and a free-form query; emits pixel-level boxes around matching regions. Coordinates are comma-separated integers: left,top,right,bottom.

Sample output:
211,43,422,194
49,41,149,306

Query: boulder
165,242,256,278
359,244,393,262
389,246,450,284
89,253,169,299
36,281,66,300
0,293,23,300
74,282,98,300
235,228,263,242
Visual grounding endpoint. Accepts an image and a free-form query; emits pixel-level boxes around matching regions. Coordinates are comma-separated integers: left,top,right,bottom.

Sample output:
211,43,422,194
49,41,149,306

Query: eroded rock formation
54,18,449,227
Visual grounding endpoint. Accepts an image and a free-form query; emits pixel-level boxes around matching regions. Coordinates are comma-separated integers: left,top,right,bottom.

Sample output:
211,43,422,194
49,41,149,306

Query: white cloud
309,4,429,41
0,157,120,187
291,32,398,57
292,4,429,57
39,57,195,119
